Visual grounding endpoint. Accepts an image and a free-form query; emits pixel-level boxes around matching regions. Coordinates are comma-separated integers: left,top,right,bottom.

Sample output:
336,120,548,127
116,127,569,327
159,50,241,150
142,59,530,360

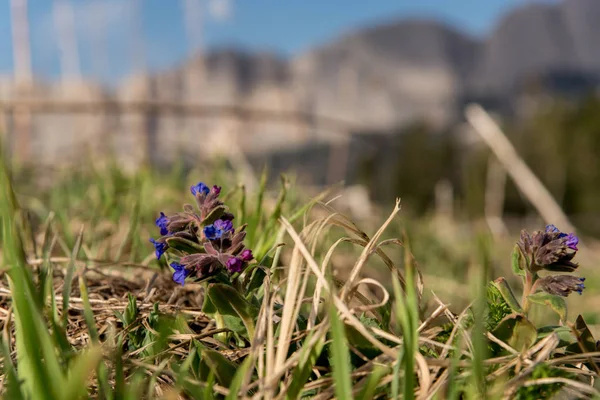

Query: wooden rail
0,99,357,133
0,99,356,183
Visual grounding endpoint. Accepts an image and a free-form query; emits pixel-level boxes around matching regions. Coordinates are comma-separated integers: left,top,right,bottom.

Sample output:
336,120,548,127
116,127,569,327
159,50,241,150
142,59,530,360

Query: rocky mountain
135,0,600,133
5,0,600,168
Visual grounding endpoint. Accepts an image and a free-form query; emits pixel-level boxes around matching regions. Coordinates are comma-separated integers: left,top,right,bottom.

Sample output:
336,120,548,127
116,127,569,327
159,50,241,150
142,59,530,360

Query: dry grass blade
280,217,396,358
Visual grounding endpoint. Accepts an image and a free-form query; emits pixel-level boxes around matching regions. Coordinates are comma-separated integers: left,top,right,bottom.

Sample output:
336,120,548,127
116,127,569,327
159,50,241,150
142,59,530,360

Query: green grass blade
225,355,254,400
115,200,140,261
286,332,326,400
328,300,353,400
78,275,99,343
0,337,25,400
62,226,84,328
63,347,103,400
357,365,389,400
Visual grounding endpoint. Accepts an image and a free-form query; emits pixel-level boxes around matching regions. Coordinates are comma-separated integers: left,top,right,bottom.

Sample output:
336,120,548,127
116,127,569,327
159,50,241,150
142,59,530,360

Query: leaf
493,313,537,352
221,315,246,335
63,347,103,400
78,276,99,343
511,245,526,278
202,205,227,225
328,301,354,400
357,365,390,400
245,267,267,295
493,277,523,313
527,292,567,322
286,332,326,400
62,226,84,328
225,355,254,400
165,236,204,253
201,350,238,388
537,326,576,347
566,315,597,354
203,283,259,339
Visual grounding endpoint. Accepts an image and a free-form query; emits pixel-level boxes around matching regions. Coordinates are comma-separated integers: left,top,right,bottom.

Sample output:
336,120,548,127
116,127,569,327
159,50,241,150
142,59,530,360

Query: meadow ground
1,156,599,399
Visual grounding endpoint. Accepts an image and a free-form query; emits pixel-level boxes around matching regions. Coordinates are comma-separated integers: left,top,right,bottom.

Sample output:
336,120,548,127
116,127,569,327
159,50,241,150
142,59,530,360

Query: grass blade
328,300,353,400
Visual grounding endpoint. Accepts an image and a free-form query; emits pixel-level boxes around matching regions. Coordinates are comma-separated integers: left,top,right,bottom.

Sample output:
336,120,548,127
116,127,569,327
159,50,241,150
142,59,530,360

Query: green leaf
286,332,326,400
328,301,354,400
63,347,103,400
201,350,238,388
537,326,576,348
225,355,254,400
165,236,204,253
245,267,267,295
493,278,523,313
62,227,84,328
527,292,567,322
221,315,246,335
78,276,99,343
493,313,537,352
202,205,227,225
0,338,25,400
203,283,259,338
565,315,597,354
357,365,390,400
511,245,526,278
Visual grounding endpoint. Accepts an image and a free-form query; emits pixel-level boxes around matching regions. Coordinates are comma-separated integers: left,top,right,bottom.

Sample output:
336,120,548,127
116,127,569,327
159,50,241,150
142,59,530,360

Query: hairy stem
522,271,537,314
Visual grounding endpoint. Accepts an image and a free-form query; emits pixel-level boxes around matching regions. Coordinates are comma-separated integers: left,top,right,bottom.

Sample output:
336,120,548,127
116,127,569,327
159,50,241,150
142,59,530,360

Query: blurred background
2,0,600,234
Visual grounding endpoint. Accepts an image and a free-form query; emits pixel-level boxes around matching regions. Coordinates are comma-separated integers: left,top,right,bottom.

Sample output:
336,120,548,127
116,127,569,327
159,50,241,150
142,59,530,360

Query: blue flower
191,182,210,196
575,277,586,295
203,225,218,240
171,262,190,286
545,224,560,234
226,257,244,273
203,219,234,240
149,238,168,259
155,212,169,236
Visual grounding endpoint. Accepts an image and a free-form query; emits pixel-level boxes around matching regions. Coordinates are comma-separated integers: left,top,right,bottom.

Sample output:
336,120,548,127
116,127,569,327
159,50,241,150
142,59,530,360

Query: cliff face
4,0,600,168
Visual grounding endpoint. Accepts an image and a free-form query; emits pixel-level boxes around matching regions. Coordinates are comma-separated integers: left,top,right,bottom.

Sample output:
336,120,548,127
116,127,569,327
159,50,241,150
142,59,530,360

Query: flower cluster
518,224,584,297
149,182,254,286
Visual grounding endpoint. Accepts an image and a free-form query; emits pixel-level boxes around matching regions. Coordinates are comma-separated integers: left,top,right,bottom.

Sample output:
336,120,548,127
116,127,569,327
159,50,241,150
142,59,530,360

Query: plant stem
214,311,228,343
522,272,537,314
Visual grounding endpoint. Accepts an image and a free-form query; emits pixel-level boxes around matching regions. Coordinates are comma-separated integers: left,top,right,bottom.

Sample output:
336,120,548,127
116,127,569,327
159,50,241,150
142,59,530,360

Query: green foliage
487,281,517,330
328,300,354,400
0,144,598,399
527,292,567,323
514,364,571,400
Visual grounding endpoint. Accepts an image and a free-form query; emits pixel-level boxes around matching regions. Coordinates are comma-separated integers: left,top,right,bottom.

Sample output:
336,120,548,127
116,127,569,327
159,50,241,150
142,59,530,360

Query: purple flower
149,238,168,259
203,219,234,240
240,249,253,261
155,212,169,236
538,275,585,297
226,257,244,273
565,233,579,251
545,225,579,250
212,185,222,196
191,182,210,196
214,219,233,233
171,262,190,286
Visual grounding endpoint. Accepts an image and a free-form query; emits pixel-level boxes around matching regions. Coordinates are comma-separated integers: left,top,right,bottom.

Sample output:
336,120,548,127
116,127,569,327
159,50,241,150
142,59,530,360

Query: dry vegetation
0,153,599,399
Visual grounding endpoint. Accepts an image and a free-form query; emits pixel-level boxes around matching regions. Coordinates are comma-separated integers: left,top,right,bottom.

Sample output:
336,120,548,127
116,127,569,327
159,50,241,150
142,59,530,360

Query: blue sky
0,0,555,84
